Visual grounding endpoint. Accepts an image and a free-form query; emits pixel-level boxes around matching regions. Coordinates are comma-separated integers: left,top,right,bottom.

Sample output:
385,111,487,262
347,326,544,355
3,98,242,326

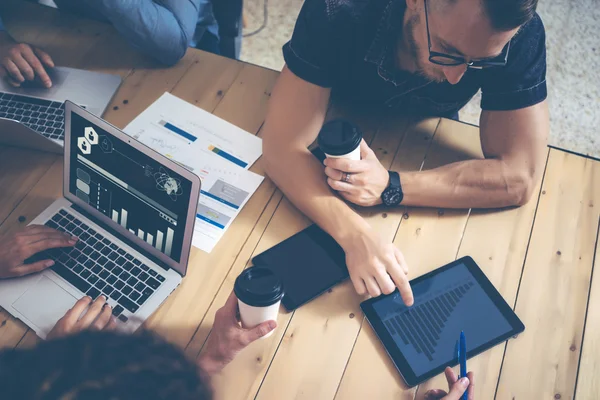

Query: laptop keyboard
0,92,64,141
28,209,166,321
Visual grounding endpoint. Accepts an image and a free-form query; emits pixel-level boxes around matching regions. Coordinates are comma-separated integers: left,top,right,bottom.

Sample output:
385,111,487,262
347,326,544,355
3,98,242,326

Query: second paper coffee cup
234,266,284,338
317,119,363,161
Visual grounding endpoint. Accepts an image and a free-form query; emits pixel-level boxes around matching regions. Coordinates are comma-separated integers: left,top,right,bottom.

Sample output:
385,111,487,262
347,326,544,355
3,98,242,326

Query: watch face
383,188,402,206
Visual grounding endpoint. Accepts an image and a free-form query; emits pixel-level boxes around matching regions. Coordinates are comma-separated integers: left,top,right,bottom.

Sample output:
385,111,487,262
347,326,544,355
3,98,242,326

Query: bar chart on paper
111,208,175,257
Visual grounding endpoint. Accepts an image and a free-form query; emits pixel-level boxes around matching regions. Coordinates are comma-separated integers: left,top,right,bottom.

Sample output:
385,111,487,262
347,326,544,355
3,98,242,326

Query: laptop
0,101,201,339
0,66,122,154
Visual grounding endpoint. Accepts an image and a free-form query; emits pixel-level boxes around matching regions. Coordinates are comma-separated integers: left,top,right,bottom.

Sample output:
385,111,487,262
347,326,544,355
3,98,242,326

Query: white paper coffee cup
237,299,281,338
318,119,363,161
323,145,361,161
234,267,284,339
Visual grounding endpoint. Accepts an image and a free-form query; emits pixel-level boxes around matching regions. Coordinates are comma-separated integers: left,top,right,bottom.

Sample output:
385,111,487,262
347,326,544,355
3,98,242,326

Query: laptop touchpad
12,276,78,335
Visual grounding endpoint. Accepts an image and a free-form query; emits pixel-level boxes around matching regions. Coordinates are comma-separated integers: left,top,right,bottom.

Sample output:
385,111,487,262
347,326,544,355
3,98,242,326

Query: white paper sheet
124,93,264,253
124,92,262,169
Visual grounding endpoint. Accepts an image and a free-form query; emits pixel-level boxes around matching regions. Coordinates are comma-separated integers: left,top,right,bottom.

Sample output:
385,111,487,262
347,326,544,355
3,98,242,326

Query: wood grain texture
99,50,201,129
0,310,27,351
575,215,600,399
15,329,41,349
193,110,387,400
415,150,548,399
253,117,415,400
0,149,57,228
496,150,600,400
183,104,381,360
0,157,63,237
143,63,279,348
335,118,481,400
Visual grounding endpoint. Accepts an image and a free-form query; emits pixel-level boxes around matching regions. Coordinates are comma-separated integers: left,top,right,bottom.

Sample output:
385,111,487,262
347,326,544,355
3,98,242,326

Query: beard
404,14,447,83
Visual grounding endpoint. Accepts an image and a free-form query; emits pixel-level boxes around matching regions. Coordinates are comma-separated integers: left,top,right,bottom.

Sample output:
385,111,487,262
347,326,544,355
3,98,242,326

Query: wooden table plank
0,157,62,237
0,310,27,351
496,150,600,400
3,2,113,70
335,118,482,399
0,1,66,45
98,50,204,129
15,329,41,350
253,117,417,400
143,64,280,348
415,152,548,399
185,110,387,399
575,217,600,399
0,149,57,228
182,104,383,360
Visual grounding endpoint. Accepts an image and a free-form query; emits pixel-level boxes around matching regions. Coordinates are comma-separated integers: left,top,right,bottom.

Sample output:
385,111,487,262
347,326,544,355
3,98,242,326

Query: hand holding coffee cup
198,290,278,375
234,266,284,338
320,120,391,207
317,119,363,161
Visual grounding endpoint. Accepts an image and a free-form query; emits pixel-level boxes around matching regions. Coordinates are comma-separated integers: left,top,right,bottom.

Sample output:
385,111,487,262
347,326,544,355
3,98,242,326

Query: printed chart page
124,92,262,169
124,93,264,253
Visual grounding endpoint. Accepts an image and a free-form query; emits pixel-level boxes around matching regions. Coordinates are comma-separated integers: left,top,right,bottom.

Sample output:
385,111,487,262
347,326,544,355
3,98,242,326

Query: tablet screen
365,258,521,381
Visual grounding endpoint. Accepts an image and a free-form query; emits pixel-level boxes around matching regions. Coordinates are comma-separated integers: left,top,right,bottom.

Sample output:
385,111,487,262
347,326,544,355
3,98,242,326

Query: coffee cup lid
234,267,284,307
317,119,363,156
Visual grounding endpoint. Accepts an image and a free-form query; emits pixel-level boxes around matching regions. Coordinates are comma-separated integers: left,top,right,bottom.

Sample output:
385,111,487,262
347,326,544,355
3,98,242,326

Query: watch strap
388,170,400,190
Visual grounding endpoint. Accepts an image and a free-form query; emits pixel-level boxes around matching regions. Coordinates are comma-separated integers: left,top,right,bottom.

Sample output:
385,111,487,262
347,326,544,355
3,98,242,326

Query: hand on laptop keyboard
0,225,77,279
47,295,117,340
0,33,55,88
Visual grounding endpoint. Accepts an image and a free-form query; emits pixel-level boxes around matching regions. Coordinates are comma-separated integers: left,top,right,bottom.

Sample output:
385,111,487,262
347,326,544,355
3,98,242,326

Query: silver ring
343,173,351,183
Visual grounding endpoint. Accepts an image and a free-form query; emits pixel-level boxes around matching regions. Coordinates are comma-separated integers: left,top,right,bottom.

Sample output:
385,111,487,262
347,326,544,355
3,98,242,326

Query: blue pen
458,331,468,400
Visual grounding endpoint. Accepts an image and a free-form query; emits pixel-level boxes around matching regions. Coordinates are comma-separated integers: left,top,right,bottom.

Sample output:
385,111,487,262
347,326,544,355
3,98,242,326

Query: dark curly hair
0,330,212,400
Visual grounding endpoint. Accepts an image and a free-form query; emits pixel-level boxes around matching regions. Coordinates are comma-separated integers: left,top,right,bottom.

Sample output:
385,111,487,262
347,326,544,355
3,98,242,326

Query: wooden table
1,2,599,399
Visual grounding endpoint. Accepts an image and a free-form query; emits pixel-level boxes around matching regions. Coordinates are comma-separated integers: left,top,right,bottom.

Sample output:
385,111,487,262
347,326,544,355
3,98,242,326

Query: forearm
264,142,371,245
400,158,536,209
85,0,200,65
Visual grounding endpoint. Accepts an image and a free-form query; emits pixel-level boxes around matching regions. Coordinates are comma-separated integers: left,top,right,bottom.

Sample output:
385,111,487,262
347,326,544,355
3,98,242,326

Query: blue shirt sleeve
480,14,547,111
83,0,202,66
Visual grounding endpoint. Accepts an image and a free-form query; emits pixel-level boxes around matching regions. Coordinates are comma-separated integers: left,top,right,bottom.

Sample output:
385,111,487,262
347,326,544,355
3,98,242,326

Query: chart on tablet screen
372,263,513,375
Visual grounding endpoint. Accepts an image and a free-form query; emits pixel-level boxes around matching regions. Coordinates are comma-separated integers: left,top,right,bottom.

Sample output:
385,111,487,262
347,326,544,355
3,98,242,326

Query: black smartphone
252,224,349,311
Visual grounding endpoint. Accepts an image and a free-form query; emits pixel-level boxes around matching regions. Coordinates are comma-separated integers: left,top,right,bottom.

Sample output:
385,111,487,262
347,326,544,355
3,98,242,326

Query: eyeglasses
423,0,510,69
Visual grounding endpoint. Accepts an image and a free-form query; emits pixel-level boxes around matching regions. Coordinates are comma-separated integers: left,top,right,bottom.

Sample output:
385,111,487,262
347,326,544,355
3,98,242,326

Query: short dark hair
481,0,539,31
0,331,212,400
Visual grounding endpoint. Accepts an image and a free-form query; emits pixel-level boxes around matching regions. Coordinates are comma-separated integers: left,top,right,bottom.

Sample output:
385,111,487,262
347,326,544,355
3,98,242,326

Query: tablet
252,224,349,311
361,256,524,387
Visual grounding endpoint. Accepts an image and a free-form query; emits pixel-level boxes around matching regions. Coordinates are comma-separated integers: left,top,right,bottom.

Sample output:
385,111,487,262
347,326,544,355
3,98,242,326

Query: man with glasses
261,0,548,303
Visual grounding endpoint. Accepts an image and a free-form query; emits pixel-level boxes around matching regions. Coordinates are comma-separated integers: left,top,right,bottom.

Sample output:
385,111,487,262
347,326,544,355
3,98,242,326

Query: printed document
124,93,264,253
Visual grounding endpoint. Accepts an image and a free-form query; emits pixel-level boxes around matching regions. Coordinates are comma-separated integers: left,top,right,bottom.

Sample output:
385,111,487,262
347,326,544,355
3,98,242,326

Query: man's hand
424,367,475,400
198,292,277,375
0,225,77,279
343,227,413,303
0,31,54,88
323,140,390,207
47,296,117,340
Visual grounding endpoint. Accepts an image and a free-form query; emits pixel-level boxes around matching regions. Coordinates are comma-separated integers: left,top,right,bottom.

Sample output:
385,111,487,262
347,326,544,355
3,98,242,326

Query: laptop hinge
70,203,171,272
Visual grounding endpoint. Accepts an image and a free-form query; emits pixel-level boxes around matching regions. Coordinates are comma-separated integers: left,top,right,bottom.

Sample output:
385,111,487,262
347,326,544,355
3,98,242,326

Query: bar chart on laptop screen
109,207,175,256
69,112,193,262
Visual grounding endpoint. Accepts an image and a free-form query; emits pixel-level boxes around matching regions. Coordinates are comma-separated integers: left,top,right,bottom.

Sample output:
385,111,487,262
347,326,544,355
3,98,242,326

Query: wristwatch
381,171,403,207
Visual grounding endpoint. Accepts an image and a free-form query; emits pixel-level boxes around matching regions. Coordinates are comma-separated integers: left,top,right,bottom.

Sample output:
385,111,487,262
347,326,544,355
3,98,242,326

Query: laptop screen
68,111,193,264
